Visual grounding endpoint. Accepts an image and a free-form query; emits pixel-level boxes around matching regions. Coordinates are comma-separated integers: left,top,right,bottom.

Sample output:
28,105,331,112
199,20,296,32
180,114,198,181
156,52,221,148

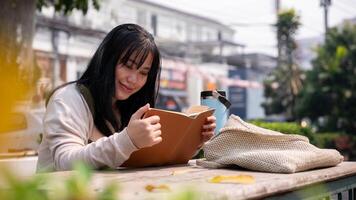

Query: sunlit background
0,0,355,175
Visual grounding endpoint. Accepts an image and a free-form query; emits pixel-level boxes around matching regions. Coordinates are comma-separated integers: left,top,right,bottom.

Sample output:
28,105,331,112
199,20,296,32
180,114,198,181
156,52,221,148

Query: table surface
40,161,356,200
0,156,38,176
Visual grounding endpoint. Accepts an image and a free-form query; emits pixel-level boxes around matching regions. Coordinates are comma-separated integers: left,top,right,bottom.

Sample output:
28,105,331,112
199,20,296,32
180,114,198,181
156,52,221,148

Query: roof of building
36,15,107,38
129,0,234,32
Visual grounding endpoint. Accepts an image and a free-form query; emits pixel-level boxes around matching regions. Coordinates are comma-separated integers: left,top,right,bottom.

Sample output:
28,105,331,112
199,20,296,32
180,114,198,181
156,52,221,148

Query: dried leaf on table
209,175,255,184
145,184,171,192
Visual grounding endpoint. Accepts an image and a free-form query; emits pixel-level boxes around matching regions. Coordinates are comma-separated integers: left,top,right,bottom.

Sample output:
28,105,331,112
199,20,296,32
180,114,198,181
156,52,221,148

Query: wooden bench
42,161,356,200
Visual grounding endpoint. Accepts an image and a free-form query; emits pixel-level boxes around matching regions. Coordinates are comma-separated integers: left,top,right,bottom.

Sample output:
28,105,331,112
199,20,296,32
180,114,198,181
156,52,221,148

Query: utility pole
275,0,281,68
218,31,224,64
320,0,332,38
275,0,280,14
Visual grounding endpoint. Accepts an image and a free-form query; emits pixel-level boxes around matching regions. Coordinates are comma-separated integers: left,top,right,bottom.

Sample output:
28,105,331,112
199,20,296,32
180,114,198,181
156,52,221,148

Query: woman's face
114,53,153,100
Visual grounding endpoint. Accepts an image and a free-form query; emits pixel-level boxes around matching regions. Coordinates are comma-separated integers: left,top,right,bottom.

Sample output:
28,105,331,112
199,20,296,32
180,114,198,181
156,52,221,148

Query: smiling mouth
120,82,134,92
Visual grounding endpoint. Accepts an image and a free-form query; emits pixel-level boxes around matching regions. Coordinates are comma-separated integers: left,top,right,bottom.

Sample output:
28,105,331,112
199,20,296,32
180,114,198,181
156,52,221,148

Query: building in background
33,9,106,100
226,53,276,119
124,0,242,62
32,0,270,118
33,0,238,106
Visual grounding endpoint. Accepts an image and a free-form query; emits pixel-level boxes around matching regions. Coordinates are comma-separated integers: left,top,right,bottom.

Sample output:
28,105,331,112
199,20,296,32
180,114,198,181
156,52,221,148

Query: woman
37,24,216,172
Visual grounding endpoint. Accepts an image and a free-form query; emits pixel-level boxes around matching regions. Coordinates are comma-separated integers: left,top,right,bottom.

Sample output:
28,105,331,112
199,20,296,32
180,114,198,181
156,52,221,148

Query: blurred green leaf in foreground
0,162,119,200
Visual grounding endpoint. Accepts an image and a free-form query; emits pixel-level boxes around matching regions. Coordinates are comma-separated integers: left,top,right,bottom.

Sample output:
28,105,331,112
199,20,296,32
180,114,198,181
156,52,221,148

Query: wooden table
0,156,38,177
42,161,356,200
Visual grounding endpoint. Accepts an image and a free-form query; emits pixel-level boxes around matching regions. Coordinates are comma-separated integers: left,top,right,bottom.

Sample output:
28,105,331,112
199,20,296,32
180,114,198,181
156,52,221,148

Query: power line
245,44,277,48
158,1,250,23
343,0,356,4
299,14,327,30
338,0,356,12
332,6,356,18
147,0,276,27
229,22,273,27
333,2,356,16
303,24,324,34
333,1,356,15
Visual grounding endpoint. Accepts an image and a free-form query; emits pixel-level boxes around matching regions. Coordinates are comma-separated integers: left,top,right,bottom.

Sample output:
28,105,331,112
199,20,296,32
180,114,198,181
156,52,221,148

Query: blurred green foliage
0,162,209,200
170,189,201,200
36,0,100,15
249,120,316,144
296,23,356,134
248,121,356,160
0,162,119,200
313,132,342,149
263,9,303,120
314,132,356,160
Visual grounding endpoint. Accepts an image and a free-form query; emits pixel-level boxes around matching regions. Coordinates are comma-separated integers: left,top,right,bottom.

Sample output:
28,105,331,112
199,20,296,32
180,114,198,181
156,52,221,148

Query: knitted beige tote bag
197,115,343,173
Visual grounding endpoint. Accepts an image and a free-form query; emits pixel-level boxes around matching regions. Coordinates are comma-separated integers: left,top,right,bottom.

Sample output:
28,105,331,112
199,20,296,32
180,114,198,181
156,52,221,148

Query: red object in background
165,99,177,110
335,135,352,150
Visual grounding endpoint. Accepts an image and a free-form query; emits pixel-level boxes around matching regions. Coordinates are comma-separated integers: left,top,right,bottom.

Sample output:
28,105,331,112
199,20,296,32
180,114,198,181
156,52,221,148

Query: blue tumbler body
200,91,230,135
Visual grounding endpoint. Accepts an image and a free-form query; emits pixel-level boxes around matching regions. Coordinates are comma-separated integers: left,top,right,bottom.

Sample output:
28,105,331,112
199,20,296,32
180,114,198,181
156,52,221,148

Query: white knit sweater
37,83,138,172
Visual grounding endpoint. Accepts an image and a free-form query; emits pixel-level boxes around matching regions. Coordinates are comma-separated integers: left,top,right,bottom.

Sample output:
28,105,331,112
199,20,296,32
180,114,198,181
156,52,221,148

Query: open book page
184,105,211,117
170,108,215,163
143,105,212,118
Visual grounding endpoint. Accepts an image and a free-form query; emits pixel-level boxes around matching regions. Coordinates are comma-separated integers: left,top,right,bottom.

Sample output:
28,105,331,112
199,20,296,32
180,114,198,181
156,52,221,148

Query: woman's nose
127,73,137,83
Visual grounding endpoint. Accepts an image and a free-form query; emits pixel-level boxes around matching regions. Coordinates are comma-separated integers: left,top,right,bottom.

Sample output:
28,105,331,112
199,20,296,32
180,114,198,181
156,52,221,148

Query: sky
146,0,356,56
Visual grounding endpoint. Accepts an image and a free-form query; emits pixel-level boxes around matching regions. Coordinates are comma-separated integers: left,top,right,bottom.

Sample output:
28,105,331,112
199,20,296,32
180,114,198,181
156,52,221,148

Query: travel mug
200,90,231,135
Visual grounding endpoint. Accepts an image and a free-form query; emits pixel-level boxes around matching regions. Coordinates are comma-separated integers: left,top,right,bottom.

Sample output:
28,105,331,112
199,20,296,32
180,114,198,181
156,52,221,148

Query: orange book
122,105,214,168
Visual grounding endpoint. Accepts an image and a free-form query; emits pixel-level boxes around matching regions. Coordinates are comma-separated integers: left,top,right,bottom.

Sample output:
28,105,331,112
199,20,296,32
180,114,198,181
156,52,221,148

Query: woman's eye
124,64,133,69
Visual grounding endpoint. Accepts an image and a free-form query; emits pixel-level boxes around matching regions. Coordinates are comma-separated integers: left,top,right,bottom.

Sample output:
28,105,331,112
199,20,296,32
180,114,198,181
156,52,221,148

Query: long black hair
78,24,161,136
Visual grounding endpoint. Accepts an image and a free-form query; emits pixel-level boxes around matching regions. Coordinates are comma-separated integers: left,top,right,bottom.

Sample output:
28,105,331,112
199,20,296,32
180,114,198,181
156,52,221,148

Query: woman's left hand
200,115,216,146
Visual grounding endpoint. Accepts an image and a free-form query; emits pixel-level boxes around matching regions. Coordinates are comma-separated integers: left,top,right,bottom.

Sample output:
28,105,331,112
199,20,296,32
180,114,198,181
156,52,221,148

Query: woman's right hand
127,103,162,148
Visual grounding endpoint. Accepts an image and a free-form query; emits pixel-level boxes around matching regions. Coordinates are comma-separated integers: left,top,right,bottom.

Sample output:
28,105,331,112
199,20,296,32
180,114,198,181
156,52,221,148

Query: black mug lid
201,90,231,109
201,90,226,97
